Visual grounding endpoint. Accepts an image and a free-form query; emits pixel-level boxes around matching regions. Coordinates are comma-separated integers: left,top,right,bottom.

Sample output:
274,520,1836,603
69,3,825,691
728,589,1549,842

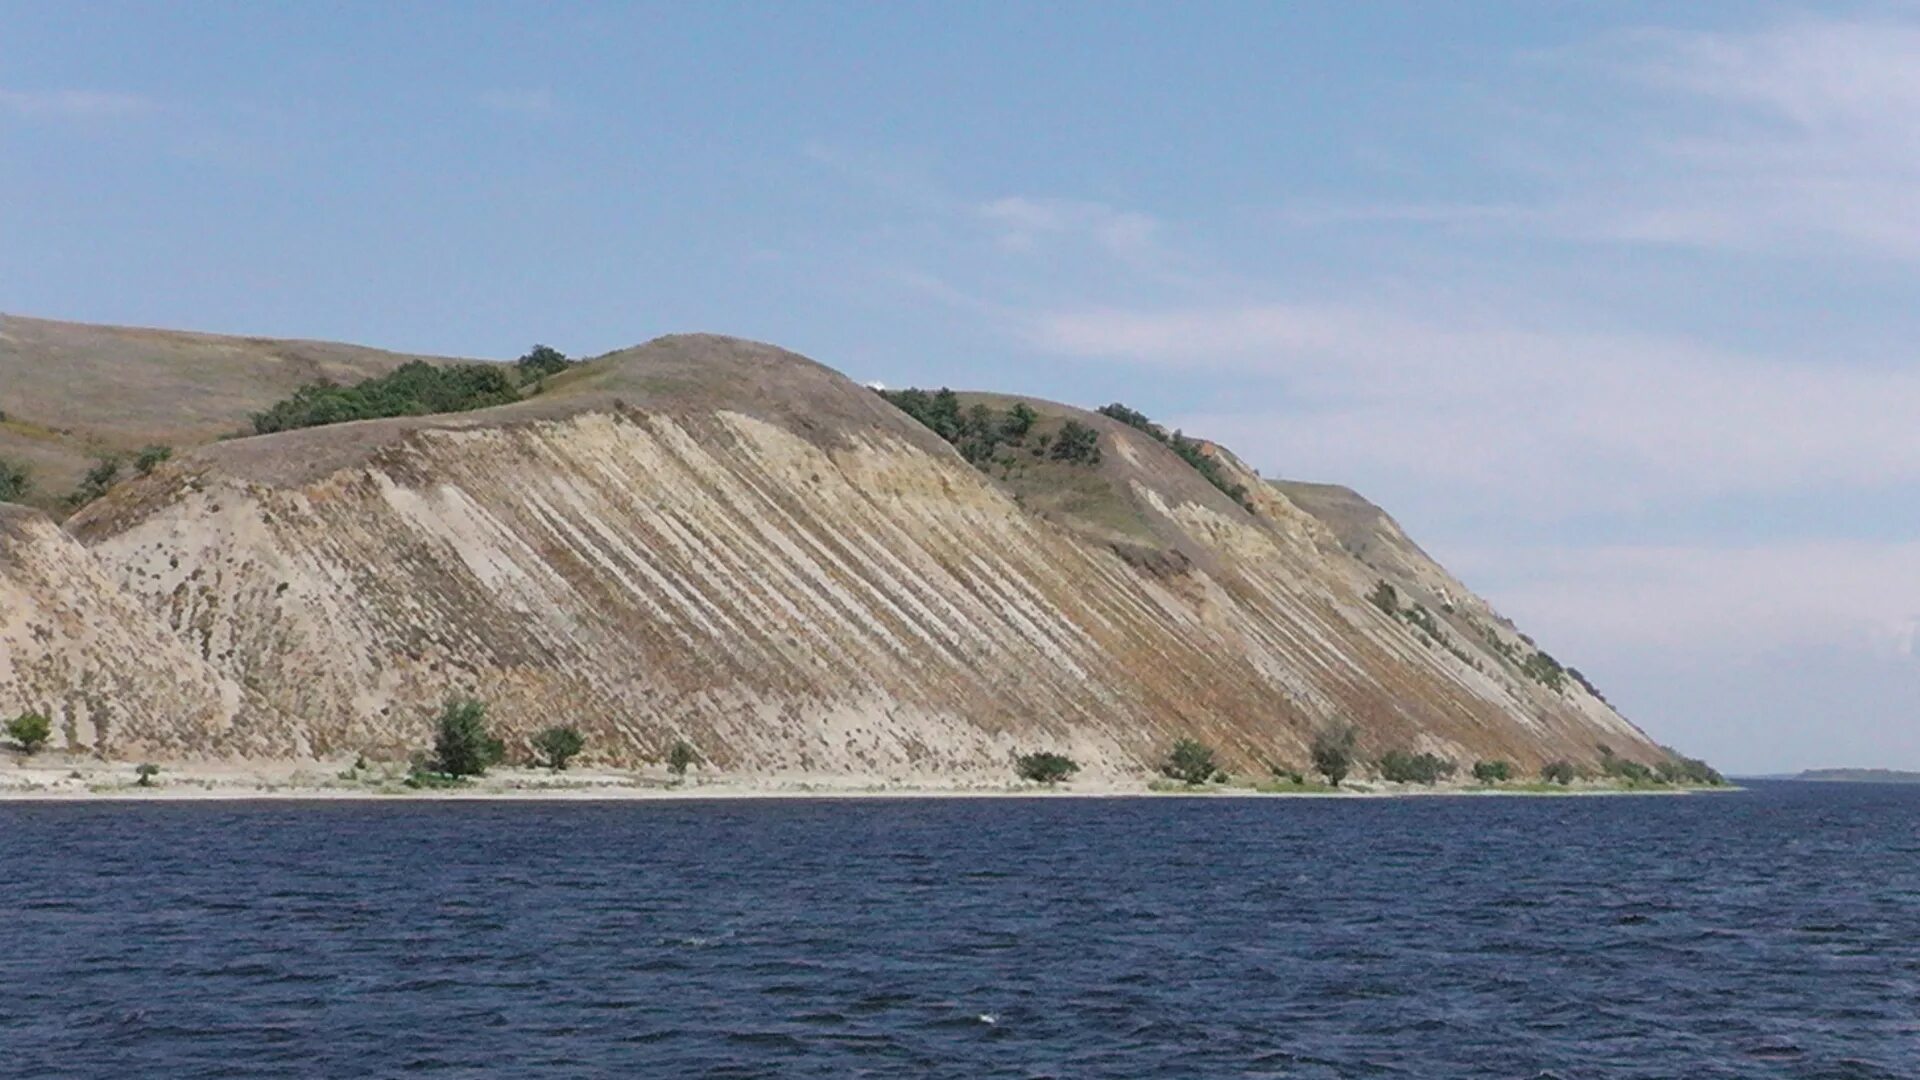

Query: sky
3,2,1916,773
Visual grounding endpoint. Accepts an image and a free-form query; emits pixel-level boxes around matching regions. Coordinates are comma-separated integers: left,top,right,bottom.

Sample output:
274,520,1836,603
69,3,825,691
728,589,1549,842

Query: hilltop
2,316,1692,787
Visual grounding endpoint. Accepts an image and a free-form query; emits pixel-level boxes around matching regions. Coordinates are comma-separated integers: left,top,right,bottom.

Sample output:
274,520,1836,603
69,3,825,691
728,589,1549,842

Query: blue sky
4,2,1917,772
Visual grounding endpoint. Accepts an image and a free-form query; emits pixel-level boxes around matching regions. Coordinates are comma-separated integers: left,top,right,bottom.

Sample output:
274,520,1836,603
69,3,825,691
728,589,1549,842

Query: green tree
0,457,31,502
430,697,504,777
6,711,52,754
531,725,586,771
1540,759,1578,785
1050,419,1102,464
1310,722,1357,787
667,739,699,777
1000,402,1037,439
135,763,160,787
1472,759,1513,783
133,445,173,475
1161,738,1219,785
1015,751,1079,784
515,344,571,382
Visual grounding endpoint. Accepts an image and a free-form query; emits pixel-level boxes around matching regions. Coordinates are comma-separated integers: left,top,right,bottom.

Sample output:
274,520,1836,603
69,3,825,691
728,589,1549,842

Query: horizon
4,2,1916,772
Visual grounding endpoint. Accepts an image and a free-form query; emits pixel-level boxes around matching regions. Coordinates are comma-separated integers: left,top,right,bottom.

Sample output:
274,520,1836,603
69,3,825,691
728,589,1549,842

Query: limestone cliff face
40,334,1661,777
0,504,256,755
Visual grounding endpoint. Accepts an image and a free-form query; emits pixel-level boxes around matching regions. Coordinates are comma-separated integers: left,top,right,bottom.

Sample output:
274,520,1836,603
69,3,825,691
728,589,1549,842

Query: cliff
5,324,1663,778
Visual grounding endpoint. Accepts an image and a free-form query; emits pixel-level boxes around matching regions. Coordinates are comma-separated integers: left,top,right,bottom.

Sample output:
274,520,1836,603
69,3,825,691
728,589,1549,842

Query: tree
134,763,160,787
1050,419,1102,464
1000,402,1037,439
1472,759,1513,783
1015,751,1079,784
133,445,173,476
6,711,52,754
667,739,699,777
1162,738,1219,785
531,725,586,771
0,457,31,502
1540,759,1578,785
1310,723,1357,787
515,345,571,382
430,697,504,778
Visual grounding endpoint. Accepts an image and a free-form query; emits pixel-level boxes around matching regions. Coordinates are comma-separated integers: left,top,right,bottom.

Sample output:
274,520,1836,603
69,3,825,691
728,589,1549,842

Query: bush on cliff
1161,738,1220,785
532,725,586,771
1378,749,1457,784
6,711,52,754
1015,751,1080,785
0,458,31,502
1471,759,1514,783
66,456,121,508
251,361,522,434
429,697,504,778
1540,760,1579,785
514,344,572,383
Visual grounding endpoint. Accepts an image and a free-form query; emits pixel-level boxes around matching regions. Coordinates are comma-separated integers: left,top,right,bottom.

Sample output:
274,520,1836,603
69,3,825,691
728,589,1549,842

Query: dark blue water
1,783,1915,1079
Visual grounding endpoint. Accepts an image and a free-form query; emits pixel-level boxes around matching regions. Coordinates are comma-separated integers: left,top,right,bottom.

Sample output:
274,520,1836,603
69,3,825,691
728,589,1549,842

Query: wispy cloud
977,196,1163,266
1038,300,1920,513
0,88,160,121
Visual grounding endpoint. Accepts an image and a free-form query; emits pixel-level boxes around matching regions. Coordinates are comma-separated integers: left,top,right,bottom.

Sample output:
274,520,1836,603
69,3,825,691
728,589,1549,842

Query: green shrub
429,697,504,778
1471,759,1513,783
1161,738,1219,785
1521,650,1567,692
1310,722,1357,787
1015,751,1080,784
0,457,31,502
531,725,586,771
667,739,699,777
251,361,522,434
1540,759,1578,785
133,445,172,475
6,711,52,754
66,456,122,508
134,763,160,787
1378,749,1456,784
1367,580,1398,616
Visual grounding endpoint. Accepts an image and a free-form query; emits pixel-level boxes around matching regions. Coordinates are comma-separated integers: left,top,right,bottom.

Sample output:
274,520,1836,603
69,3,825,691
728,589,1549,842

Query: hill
4,318,1680,782
1794,769,1920,783
0,313,475,510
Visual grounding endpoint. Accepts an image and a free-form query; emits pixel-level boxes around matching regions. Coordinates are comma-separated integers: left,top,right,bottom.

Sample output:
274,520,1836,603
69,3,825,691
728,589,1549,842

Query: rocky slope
3,323,1665,778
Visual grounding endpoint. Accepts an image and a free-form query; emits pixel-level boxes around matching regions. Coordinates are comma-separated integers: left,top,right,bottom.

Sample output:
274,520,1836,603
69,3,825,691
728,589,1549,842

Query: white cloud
1449,539,1920,657
0,89,159,121
1031,301,1920,513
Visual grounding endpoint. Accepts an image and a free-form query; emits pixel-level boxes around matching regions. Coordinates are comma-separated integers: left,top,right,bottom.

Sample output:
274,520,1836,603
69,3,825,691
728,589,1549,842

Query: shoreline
0,756,1736,803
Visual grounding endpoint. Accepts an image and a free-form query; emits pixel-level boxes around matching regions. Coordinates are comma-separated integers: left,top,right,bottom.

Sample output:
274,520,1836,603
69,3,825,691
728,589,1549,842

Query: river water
1,782,1913,1078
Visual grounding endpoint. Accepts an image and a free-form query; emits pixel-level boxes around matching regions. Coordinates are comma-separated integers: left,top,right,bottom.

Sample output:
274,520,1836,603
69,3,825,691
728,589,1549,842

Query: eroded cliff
12,331,1664,779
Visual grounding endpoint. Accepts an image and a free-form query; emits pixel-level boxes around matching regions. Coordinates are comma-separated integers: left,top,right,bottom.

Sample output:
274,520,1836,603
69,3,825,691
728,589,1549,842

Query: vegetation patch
1311,722,1357,786
0,457,31,502
1377,749,1457,784
1014,751,1080,785
1161,737,1221,785
6,711,51,754
1471,759,1514,783
250,346,574,435
876,388,1102,468
1096,403,1253,511
532,725,587,771
425,697,504,778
